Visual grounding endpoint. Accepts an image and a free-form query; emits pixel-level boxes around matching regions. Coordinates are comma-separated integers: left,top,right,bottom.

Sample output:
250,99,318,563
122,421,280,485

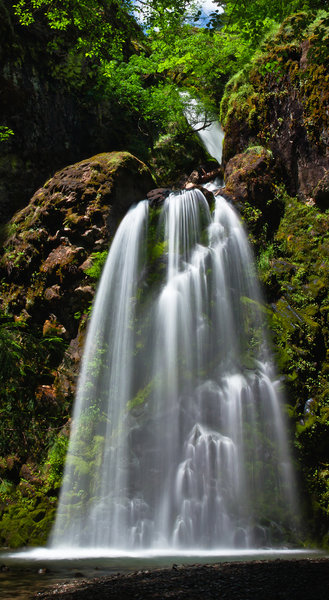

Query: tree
13,0,137,58
210,1,329,43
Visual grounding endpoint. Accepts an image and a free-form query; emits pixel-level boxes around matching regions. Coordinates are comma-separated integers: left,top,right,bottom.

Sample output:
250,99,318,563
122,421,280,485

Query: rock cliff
221,12,329,204
220,11,329,545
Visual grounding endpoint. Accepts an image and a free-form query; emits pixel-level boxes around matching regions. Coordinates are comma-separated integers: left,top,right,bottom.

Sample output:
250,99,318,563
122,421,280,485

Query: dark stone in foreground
34,558,329,600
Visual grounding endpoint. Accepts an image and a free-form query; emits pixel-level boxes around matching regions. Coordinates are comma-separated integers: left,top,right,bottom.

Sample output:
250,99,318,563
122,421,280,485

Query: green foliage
85,250,108,280
13,0,136,58
211,1,329,43
0,126,14,142
256,189,329,537
45,433,69,490
0,311,68,459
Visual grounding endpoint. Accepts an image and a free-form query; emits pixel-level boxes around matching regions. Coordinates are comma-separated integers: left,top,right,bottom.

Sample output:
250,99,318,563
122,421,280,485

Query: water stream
48,183,299,551
180,93,224,164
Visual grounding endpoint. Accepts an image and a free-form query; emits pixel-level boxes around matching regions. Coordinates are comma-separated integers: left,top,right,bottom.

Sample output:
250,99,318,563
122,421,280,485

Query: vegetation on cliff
220,8,329,545
252,191,328,544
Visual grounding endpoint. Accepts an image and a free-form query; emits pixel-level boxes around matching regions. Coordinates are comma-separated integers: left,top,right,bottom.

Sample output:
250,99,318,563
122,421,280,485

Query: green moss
85,250,109,281
126,380,154,413
257,189,329,541
0,492,57,548
0,429,72,547
220,69,254,128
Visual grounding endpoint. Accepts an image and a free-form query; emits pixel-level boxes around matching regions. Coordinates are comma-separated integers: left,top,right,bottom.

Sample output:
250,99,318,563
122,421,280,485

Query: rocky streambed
34,558,329,600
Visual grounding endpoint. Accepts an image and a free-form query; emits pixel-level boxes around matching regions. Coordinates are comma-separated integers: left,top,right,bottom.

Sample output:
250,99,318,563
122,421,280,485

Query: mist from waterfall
50,184,299,551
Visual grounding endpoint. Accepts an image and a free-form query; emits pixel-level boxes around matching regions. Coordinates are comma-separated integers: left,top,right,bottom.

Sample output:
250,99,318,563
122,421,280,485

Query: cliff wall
220,11,329,545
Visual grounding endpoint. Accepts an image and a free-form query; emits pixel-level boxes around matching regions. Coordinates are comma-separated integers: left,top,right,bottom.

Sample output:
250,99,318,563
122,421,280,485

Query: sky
201,0,220,15
133,1,222,27
196,1,223,27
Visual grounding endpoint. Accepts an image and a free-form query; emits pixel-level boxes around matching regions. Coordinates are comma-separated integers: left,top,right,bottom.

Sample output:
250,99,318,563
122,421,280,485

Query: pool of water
0,548,325,600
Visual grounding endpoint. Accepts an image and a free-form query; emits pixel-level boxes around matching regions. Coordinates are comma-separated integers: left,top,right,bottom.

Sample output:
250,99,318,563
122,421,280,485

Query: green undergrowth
0,432,69,547
0,312,71,547
85,250,109,281
257,189,329,543
0,313,68,458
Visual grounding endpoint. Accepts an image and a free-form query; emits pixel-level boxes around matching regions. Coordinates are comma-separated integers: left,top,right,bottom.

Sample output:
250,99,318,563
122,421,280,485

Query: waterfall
181,93,224,164
50,186,299,551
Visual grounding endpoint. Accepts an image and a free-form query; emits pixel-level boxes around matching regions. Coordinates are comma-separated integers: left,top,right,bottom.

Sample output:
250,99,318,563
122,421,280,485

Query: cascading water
181,93,224,165
50,185,299,551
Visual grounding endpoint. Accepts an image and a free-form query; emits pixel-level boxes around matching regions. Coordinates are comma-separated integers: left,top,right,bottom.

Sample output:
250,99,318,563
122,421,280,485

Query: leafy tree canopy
210,0,329,42
10,0,328,162
13,0,138,58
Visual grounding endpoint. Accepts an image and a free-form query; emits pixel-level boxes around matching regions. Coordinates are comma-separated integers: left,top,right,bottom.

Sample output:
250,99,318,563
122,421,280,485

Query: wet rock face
312,170,329,210
0,151,153,399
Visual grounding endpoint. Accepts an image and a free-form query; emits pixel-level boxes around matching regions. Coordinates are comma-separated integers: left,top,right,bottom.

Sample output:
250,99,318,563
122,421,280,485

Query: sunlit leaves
13,0,135,59
133,0,199,32
0,126,14,142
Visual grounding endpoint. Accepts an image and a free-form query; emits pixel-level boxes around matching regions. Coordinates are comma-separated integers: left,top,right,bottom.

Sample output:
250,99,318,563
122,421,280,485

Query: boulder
0,151,153,401
222,146,283,248
224,146,276,205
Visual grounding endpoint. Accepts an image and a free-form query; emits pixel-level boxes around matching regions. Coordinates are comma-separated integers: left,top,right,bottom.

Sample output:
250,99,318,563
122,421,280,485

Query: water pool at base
0,548,325,600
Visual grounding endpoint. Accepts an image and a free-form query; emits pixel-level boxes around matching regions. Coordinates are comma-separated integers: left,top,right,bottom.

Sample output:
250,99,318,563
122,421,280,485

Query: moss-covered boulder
1,149,153,354
1,151,153,321
222,146,283,250
0,151,153,545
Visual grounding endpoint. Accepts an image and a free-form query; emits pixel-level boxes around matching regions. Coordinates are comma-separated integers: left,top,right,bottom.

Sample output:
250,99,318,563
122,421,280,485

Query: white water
50,185,299,552
181,94,224,164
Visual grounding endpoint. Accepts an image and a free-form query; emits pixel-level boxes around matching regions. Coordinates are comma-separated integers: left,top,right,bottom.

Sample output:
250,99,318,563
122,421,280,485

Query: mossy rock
0,494,57,548
0,150,154,330
256,189,329,543
222,146,283,250
220,11,329,201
